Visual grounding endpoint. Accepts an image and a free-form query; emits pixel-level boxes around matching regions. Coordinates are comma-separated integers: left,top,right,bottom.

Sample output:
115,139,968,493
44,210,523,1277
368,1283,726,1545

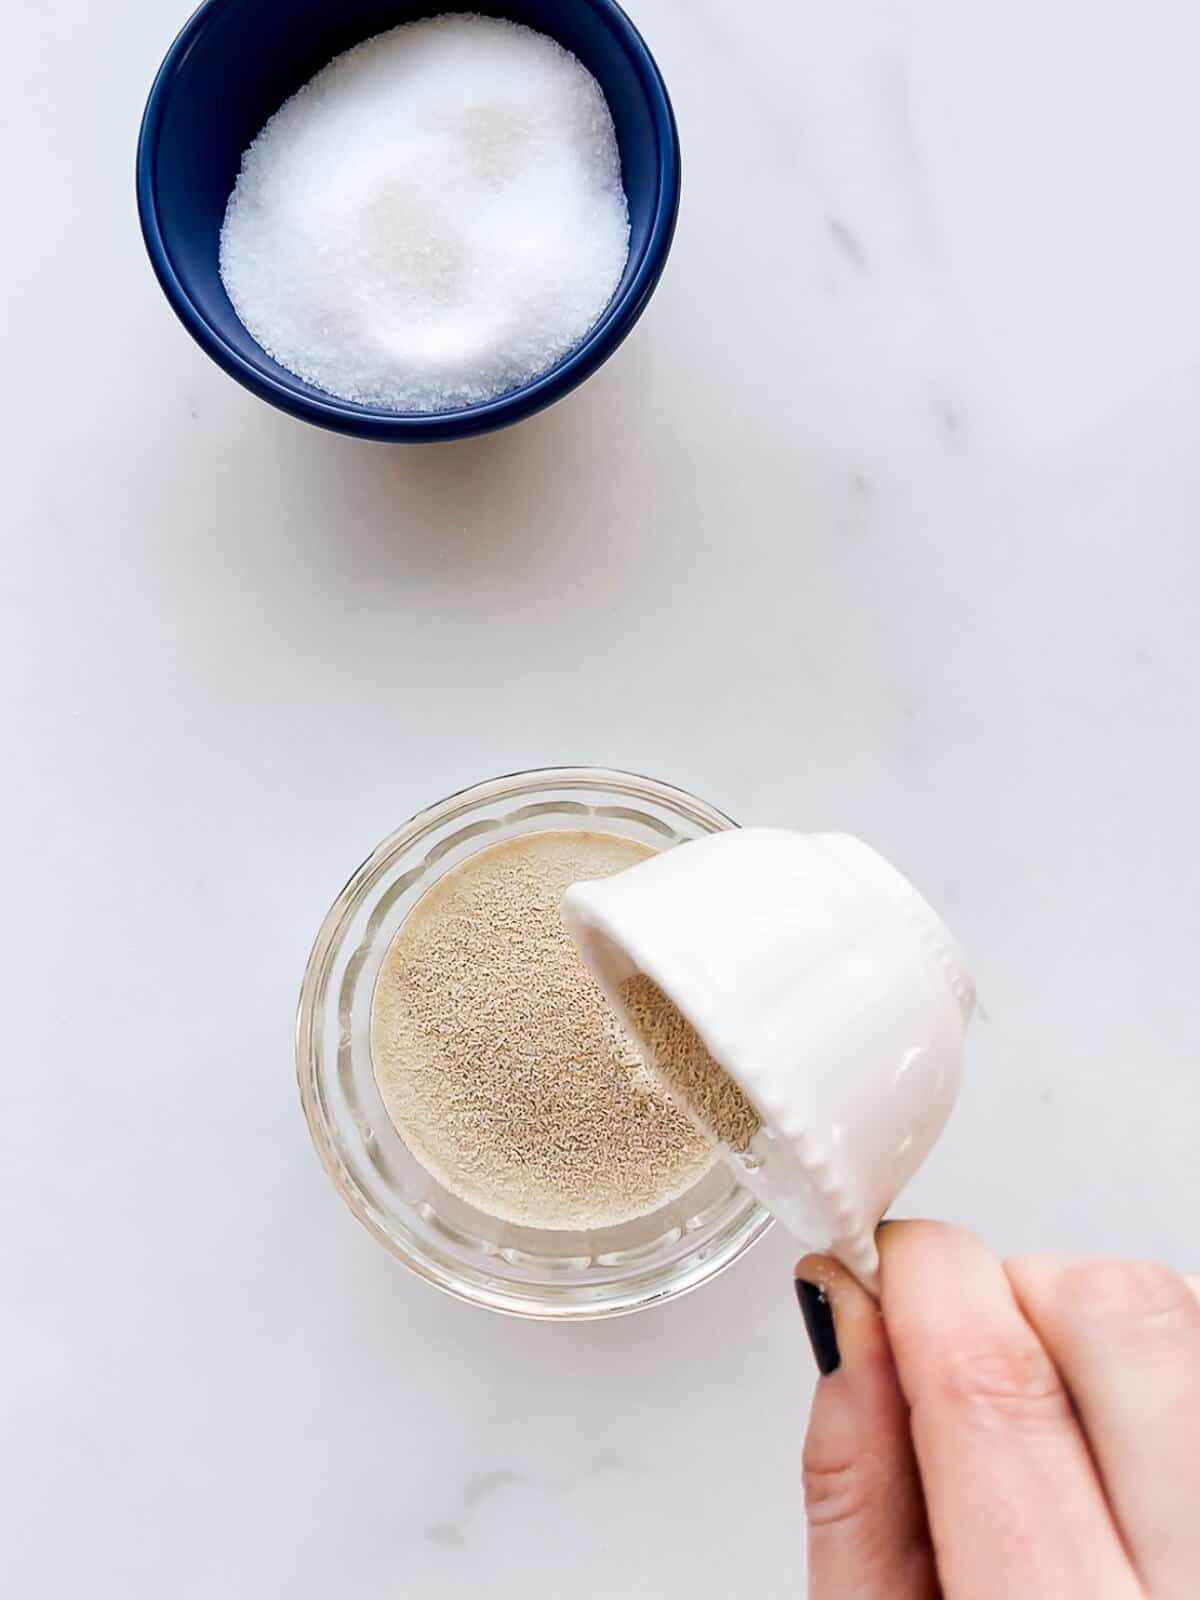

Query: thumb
797,1254,938,1600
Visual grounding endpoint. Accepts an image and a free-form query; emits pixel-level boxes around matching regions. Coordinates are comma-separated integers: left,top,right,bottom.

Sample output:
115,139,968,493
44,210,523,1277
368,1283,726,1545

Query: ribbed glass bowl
297,767,772,1318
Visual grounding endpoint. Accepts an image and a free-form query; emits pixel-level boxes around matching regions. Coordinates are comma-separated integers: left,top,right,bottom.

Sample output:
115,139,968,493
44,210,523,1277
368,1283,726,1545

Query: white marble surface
4,0,1200,1594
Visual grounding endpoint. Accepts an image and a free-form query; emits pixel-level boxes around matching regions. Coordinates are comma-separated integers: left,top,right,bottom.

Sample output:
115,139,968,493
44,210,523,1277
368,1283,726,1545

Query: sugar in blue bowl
137,0,681,442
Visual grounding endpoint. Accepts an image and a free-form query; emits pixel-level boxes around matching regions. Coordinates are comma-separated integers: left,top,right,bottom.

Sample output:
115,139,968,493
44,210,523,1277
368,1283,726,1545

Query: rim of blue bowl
136,0,681,442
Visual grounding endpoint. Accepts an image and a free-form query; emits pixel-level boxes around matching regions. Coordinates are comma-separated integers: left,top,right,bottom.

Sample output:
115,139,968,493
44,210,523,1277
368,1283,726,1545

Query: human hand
796,1222,1200,1598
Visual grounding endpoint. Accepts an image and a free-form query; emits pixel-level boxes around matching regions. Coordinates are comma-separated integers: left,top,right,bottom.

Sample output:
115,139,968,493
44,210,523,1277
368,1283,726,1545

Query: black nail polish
795,1280,841,1376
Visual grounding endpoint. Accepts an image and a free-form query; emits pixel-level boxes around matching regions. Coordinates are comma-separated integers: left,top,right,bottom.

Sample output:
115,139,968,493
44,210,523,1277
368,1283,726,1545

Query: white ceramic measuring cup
562,830,975,1294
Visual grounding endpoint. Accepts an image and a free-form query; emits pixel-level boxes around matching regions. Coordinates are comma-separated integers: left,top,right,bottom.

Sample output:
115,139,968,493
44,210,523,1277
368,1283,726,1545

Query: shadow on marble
246,335,653,589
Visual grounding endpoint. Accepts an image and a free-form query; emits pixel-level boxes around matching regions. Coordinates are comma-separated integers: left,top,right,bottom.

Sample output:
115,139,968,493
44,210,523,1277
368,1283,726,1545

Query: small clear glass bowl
297,767,772,1319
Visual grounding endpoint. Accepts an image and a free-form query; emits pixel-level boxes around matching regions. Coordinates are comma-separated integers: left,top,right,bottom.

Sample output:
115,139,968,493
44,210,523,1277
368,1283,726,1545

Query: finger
796,1255,938,1600
879,1223,1140,1599
1008,1255,1200,1600
1188,1273,1200,1303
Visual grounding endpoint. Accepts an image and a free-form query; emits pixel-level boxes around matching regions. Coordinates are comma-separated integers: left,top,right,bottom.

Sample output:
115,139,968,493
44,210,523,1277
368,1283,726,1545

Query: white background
4,1,1200,1595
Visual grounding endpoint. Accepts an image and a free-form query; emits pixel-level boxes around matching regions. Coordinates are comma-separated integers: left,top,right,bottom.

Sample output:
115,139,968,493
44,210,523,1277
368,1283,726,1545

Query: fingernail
795,1280,841,1376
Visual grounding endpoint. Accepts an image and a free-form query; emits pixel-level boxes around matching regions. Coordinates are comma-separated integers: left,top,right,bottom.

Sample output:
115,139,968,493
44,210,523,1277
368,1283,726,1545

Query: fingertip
795,1252,842,1295
795,1254,885,1377
798,1256,937,1595
877,1218,970,1275
795,1275,841,1376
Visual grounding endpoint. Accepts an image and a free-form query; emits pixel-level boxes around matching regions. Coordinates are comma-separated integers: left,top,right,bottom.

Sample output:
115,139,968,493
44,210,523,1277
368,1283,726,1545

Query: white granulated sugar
218,14,630,412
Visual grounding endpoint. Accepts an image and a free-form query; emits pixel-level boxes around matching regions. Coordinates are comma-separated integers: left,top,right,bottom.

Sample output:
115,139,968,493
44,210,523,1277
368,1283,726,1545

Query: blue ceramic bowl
137,0,680,441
